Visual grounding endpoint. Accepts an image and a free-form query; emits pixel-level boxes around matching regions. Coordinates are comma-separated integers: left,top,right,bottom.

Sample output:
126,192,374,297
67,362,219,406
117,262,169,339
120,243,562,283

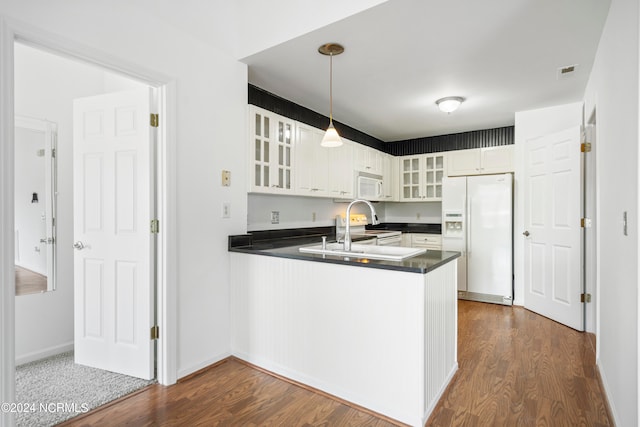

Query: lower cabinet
402,233,442,250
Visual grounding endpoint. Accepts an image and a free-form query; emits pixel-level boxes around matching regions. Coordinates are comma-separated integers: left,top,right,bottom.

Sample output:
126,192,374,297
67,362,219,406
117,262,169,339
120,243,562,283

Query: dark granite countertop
229,227,459,274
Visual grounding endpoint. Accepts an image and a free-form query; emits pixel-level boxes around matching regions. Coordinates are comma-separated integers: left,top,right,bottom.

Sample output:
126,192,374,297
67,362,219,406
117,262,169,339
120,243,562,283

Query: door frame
0,17,178,424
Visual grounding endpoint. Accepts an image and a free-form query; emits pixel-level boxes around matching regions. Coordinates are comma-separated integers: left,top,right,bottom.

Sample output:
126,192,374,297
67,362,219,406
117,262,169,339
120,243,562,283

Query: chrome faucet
344,199,380,251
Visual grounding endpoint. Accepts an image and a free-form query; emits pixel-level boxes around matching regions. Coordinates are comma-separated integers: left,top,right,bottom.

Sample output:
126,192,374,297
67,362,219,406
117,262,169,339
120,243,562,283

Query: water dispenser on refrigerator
443,212,464,238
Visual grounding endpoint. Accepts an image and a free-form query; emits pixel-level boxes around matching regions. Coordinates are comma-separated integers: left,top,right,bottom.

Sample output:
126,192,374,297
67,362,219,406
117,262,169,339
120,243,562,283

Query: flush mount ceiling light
436,96,465,114
318,43,344,147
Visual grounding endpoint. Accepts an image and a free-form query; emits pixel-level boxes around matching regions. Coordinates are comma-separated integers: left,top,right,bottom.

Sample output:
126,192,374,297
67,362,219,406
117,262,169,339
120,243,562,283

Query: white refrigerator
442,173,513,305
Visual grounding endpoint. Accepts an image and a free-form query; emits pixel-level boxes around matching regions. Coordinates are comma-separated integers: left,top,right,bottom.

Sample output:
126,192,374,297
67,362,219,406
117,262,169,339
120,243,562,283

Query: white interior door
523,126,583,330
73,88,155,379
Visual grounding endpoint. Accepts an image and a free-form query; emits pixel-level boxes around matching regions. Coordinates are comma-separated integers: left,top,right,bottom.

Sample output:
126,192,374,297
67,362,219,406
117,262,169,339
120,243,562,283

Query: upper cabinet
295,123,329,197
248,104,511,201
249,106,295,194
354,144,383,175
399,153,446,202
447,146,514,176
381,154,398,201
328,139,355,199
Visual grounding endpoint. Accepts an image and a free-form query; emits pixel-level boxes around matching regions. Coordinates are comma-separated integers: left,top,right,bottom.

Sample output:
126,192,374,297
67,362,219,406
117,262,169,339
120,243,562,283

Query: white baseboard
15,342,74,366
596,358,619,426
177,351,231,380
422,362,458,425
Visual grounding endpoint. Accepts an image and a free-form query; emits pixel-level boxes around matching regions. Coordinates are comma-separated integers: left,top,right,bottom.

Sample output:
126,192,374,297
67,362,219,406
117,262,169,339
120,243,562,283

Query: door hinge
580,142,592,152
580,293,592,303
150,219,160,234
52,148,56,158
580,218,592,228
150,325,159,340
150,113,159,128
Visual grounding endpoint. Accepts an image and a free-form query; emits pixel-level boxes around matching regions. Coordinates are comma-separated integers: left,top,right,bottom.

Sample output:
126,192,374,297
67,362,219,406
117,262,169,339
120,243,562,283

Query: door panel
74,88,154,379
524,126,582,331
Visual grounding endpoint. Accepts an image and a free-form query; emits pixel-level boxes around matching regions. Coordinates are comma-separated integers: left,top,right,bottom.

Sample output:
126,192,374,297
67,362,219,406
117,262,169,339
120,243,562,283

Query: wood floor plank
59,301,613,427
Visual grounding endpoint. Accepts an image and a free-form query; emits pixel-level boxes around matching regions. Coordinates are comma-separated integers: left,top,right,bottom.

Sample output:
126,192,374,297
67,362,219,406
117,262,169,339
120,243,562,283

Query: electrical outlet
221,170,231,187
416,212,421,220
271,211,280,224
222,202,231,218
312,212,316,222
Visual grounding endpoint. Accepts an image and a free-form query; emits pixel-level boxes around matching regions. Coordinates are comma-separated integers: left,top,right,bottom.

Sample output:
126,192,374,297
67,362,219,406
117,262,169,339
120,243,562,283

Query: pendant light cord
329,52,333,125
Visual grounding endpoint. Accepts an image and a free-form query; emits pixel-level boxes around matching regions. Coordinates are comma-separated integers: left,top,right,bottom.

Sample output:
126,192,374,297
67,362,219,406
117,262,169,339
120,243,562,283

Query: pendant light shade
321,123,342,147
318,43,344,147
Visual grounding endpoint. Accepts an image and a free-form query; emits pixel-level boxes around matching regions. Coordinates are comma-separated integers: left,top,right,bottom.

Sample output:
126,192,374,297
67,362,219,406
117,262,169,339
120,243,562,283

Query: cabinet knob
522,230,530,237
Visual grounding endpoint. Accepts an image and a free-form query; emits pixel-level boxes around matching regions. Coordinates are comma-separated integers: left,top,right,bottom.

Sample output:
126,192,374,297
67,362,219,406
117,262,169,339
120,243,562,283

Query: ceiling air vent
557,64,578,80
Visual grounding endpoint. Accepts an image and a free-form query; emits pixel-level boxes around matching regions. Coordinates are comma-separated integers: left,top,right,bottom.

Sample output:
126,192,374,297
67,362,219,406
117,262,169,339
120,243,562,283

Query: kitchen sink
299,242,426,261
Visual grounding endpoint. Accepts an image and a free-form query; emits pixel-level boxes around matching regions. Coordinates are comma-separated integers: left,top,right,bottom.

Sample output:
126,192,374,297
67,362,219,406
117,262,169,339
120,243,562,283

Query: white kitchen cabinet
410,233,442,250
295,123,329,197
249,105,295,194
447,145,514,176
381,154,398,201
355,144,383,174
328,139,354,198
399,153,446,201
401,233,412,247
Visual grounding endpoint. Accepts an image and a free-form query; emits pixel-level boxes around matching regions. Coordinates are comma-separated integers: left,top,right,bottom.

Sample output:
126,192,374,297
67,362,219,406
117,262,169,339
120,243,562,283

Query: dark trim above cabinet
248,84,514,156
386,126,514,156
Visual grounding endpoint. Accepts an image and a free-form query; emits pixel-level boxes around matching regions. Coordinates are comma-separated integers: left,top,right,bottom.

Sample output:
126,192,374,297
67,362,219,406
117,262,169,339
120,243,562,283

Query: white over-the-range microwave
356,172,383,200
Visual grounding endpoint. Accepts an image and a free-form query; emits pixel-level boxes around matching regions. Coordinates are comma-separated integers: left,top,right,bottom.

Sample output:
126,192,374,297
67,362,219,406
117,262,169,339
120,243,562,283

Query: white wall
1,0,249,379
582,0,638,424
247,194,386,231
247,195,443,232
384,202,442,224
513,103,583,307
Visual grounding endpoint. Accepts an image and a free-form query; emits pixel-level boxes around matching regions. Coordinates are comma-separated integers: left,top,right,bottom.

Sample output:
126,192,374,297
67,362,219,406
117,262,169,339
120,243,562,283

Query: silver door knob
522,231,530,237
73,241,85,250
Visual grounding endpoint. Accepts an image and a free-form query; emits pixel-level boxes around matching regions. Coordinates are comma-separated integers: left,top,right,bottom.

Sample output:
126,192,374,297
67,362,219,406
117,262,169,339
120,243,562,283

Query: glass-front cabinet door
400,156,422,201
249,105,294,194
424,153,445,200
275,119,293,191
399,153,446,201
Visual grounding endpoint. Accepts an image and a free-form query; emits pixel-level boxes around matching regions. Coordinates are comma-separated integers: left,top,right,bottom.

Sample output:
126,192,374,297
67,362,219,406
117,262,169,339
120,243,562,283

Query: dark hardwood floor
15,265,47,296
428,301,612,426
60,301,612,426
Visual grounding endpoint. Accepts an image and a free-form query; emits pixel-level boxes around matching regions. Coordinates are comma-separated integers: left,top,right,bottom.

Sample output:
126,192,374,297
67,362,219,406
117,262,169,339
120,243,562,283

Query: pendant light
318,43,344,147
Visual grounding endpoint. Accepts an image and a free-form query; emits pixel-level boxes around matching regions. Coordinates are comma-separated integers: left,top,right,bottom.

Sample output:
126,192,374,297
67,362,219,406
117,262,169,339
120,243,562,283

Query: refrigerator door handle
467,197,472,258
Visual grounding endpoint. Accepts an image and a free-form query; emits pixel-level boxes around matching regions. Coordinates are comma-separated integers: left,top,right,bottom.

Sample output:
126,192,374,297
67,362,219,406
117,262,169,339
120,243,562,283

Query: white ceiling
242,0,610,141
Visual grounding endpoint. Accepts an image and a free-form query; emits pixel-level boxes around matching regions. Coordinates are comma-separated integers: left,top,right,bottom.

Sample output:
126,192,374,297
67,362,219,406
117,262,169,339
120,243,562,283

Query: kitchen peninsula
228,230,460,426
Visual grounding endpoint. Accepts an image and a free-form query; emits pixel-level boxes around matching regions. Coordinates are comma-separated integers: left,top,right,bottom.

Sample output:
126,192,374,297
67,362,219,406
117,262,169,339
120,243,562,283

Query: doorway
11,43,157,416
1,21,177,426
